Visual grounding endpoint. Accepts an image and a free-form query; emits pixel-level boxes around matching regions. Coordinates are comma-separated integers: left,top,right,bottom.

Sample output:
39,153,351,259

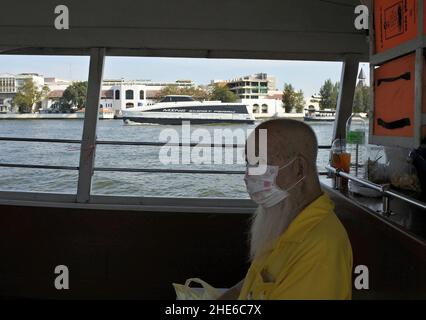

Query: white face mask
244,158,305,208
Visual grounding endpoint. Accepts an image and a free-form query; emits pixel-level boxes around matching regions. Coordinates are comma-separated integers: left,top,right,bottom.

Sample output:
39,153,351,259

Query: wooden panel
326,187,426,299
1,189,424,299
0,205,251,299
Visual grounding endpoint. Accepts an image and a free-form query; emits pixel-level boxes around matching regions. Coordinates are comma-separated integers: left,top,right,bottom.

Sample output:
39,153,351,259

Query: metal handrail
386,189,426,210
0,136,332,149
0,136,332,175
0,137,81,144
0,162,330,176
333,168,385,193
0,137,245,148
0,163,78,170
98,141,246,148
95,167,245,174
326,165,426,211
0,163,245,174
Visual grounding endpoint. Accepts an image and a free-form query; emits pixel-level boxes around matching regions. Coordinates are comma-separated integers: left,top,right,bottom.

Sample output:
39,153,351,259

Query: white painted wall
241,98,284,118
106,84,149,116
241,98,307,119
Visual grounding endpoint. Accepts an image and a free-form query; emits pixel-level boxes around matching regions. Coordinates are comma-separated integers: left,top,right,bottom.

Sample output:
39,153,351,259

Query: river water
0,120,334,198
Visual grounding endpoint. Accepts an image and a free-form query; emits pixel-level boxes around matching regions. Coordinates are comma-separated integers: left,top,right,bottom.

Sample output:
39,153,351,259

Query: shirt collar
276,192,334,244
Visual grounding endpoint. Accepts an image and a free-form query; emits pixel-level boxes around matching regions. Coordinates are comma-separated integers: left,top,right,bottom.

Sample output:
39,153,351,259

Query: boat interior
0,0,425,299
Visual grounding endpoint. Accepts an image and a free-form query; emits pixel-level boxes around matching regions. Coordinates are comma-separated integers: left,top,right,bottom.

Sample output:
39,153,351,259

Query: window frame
125,89,134,100
0,51,340,210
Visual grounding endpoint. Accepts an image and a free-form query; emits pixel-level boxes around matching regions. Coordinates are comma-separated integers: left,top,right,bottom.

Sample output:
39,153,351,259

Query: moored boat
122,95,255,125
304,108,336,122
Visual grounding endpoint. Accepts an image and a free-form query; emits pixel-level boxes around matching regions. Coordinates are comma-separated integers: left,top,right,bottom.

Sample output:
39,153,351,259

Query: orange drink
331,152,351,173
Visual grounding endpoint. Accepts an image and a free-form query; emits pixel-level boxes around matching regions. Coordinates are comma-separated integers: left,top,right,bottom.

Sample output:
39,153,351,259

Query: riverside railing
0,136,332,176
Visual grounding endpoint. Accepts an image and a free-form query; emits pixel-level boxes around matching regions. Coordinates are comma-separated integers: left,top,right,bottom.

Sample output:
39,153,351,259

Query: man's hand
217,280,244,300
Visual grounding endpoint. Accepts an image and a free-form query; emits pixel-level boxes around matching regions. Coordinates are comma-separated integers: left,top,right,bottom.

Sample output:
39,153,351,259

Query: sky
0,55,370,99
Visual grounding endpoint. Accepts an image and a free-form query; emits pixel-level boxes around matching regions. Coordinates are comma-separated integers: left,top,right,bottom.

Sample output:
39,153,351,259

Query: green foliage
282,83,295,113
282,84,305,113
319,79,336,110
157,85,210,101
209,85,239,102
318,79,370,113
12,79,49,113
331,82,339,110
157,84,238,102
294,90,306,113
353,82,370,113
60,81,88,111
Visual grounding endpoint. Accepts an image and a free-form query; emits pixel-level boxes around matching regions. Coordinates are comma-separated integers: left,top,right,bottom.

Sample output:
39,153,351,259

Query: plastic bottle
346,113,367,178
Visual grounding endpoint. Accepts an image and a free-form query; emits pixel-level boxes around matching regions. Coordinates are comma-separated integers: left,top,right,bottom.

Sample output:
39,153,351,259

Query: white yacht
304,108,336,122
122,95,255,125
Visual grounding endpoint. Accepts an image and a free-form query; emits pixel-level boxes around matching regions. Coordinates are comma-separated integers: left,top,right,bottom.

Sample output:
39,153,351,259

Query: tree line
281,84,305,113
12,79,88,113
281,78,370,113
12,80,50,113
156,84,239,102
316,79,370,113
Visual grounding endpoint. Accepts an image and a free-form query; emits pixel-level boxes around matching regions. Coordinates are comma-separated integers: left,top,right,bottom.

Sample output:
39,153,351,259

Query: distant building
44,77,72,91
101,80,149,114
242,98,283,119
307,94,321,111
0,73,16,112
38,78,197,115
1,73,199,114
211,73,288,118
224,73,276,100
0,73,45,112
0,73,16,93
266,89,284,101
101,79,196,117
358,68,367,86
15,73,44,90
40,78,73,110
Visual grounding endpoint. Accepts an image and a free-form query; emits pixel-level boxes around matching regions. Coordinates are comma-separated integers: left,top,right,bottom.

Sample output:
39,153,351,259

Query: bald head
253,119,319,173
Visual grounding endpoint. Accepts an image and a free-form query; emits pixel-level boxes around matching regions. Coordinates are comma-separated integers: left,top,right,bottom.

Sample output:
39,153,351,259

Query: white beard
249,198,297,262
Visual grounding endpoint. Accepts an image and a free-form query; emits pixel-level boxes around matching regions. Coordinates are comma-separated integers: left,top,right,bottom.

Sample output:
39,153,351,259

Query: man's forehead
249,127,286,142
247,128,293,155
267,152,295,166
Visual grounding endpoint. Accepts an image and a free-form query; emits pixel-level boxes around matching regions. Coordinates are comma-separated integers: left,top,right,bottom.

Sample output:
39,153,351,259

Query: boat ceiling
0,0,368,61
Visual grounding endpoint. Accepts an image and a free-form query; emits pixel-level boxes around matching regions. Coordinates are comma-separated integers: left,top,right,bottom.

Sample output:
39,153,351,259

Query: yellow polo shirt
239,193,353,300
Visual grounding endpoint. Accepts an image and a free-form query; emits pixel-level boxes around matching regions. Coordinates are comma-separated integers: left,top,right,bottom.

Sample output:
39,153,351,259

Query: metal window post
414,0,424,148
76,48,106,203
333,56,360,141
382,194,391,216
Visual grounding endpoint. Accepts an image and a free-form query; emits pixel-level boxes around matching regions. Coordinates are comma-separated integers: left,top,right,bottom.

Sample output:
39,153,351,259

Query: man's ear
297,156,306,178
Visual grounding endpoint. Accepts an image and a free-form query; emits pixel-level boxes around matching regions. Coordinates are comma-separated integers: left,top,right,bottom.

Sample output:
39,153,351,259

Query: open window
0,55,90,194
0,54,346,201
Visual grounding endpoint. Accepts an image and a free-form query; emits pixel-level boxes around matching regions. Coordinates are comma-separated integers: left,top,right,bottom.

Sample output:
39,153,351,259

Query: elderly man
221,119,353,300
